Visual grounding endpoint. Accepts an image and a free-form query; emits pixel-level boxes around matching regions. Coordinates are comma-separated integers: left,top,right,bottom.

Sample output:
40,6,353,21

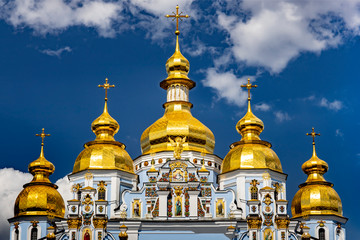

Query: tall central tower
140,6,215,155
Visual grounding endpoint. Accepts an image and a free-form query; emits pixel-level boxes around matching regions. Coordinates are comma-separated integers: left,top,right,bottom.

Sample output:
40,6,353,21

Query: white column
157,191,170,219
188,190,200,219
237,176,246,218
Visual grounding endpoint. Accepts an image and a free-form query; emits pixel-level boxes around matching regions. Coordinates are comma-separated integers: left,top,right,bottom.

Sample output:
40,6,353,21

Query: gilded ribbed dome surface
15,130,65,218
291,135,343,218
222,141,282,173
73,142,134,173
141,101,215,154
14,184,65,218
221,83,282,174
291,183,343,218
72,100,134,174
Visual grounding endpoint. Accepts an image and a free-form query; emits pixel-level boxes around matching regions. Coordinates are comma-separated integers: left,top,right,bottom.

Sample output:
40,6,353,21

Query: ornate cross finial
98,78,115,101
306,127,320,145
166,5,189,35
241,78,257,101
36,128,50,146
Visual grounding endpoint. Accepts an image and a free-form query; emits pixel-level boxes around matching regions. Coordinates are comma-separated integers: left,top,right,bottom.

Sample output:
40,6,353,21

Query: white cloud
274,111,291,122
55,175,72,215
319,98,343,111
0,168,32,239
1,0,124,37
0,168,71,239
255,103,271,111
216,0,346,73
41,46,72,58
201,68,252,107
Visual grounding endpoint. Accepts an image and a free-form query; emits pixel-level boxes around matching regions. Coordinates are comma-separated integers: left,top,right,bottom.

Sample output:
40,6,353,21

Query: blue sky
0,0,359,239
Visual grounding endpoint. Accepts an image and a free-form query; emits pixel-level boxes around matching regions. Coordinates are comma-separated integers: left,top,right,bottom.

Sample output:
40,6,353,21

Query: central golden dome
221,81,282,174
140,27,215,155
291,139,343,218
14,131,65,218
73,92,134,174
141,101,215,154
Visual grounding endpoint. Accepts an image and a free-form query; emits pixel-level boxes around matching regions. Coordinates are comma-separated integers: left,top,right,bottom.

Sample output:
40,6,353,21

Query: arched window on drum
250,179,259,200
97,181,107,200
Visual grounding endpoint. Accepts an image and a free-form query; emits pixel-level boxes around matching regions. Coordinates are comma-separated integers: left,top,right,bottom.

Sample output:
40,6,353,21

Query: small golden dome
291,134,343,218
165,35,190,80
14,130,65,218
222,80,282,174
141,102,215,154
73,98,134,174
91,101,119,141
160,35,195,90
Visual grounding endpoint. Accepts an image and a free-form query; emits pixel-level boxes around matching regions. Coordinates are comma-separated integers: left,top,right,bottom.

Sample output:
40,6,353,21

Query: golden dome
291,133,343,218
141,101,215,154
14,130,65,218
73,97,134,174
221,81,282,174
140,19,214,155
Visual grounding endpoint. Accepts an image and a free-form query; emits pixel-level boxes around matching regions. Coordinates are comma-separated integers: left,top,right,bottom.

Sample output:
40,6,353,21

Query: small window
250,186,258,200
319,228,325,240
30,228,37,240
77,191,81,201
98,189,106,200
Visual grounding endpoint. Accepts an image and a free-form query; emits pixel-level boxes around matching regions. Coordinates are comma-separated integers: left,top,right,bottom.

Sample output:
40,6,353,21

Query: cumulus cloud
202,68,252,107
255,103,271,111
319,98,343,111
214,0,360,73
274,111,291,122
0,168,32,238
0,0,124,37
41,46,72,58
0,168,71,239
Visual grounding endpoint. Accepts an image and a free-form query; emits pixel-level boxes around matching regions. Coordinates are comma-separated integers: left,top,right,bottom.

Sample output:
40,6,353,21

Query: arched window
98,189,106,200
97,181,107,200
319,228,325,240
30,228,38,240
250,186,258,200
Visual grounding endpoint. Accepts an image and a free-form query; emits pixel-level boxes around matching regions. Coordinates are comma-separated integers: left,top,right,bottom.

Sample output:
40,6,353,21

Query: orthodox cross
98,78,115,101
36,128,50,146
306,127,320,145
166,5,189,35
241,78,257,101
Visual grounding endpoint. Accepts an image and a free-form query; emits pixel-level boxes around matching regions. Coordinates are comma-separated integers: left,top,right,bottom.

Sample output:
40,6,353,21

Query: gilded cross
36,128,50,146
241,78,257,101
306,127,320,145
98,78,115,101
166,5,189,35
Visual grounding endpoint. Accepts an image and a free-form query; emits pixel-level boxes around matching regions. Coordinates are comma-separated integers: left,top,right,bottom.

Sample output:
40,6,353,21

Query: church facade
8,6,347,240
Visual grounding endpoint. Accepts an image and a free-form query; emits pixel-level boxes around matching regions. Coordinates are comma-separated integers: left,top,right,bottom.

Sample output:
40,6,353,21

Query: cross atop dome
166,5,189,35
306,127,320,146
98,78,115,101
36,128,50,147
241,78,257,102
